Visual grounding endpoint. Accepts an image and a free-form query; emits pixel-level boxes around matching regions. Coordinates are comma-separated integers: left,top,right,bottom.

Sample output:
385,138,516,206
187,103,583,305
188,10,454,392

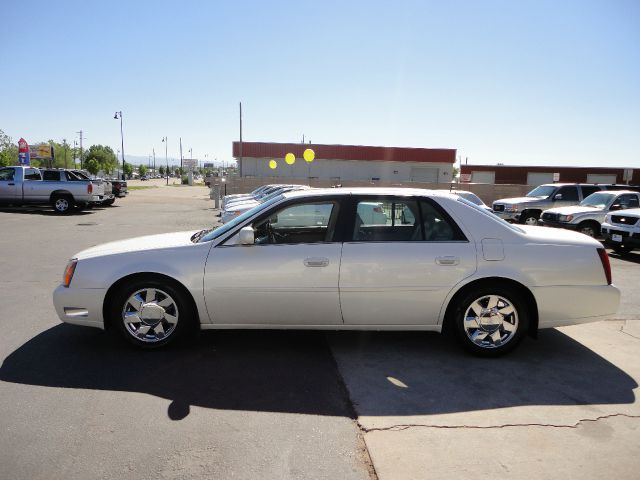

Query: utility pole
113,112,125,179
76,130,84,169
179,137,183,172
62,139,68,169
239,101,243,177
162,137,168,185
153,148,156,173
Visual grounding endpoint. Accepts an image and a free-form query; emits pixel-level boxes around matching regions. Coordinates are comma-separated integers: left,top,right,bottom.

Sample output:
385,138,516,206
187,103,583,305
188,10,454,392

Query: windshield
199,195,284,242
526,185,556,198
580,192,614,208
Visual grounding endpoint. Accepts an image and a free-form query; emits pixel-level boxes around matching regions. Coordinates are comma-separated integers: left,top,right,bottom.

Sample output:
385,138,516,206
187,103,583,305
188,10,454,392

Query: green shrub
181,175,189,184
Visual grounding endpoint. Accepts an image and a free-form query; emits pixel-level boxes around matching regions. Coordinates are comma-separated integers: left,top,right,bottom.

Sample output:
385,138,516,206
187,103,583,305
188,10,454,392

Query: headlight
559,214,574,222
62,259,78,287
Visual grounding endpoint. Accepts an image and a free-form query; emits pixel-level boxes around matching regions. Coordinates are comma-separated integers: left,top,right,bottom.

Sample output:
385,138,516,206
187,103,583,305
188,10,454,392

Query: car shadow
328,329,637,416
0,326,635,421
608,250,640,265
0,207,94,216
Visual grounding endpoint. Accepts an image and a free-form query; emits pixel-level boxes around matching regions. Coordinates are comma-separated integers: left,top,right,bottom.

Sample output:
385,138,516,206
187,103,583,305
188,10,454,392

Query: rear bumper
53,284,106,330
532,284,620,328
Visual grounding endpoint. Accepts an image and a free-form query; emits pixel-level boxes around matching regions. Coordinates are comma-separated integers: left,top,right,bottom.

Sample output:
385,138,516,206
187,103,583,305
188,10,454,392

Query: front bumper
539,219,580,231
493,210,520,222
53,284,107,329
601,226,640,248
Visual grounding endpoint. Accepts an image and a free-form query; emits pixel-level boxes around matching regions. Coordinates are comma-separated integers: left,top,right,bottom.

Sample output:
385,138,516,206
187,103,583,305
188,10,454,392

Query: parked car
0,165,96,213
540,190,640,237
223,184,284,209
450,190,492,213
492,183,638,225
53,187,619,356
601,208,640,255
221,185,311,223
110,179,128,198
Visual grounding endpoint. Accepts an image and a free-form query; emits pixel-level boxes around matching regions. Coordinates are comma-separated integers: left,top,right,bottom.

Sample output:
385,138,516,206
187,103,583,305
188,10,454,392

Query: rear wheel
452,284,529,357
110,278,195,349
102,199,115,206
52,194,73,214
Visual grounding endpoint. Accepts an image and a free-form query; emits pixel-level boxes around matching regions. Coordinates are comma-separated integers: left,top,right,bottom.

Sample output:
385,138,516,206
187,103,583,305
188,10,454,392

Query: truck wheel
103,199,115,206
521,212,539,226
577,221,600,238
52,195,73,214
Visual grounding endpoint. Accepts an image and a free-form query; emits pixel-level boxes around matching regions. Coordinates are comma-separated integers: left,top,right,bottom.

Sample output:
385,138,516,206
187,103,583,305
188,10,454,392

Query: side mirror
553,193,563,200
239,226,255,245
610,204,622,211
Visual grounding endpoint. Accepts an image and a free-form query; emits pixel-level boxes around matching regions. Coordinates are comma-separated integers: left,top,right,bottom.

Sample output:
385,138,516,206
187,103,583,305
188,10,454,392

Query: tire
451,284,529,357
51,194,73,214
577,221,600,238
102,199,115,206
520,212,539,226
109,277,196,349
612,245,633,255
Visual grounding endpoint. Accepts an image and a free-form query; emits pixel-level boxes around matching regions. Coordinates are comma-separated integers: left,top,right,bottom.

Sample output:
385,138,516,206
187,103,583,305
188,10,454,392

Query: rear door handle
304,257,330,267
436,256,459,266
8,183,15,186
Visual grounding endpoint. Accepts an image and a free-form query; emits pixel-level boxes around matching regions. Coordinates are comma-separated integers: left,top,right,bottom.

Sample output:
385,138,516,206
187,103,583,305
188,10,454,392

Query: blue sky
2,0,639,167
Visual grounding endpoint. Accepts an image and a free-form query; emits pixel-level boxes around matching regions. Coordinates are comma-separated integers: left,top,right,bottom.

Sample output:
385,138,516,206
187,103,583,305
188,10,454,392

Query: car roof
281,187,459,200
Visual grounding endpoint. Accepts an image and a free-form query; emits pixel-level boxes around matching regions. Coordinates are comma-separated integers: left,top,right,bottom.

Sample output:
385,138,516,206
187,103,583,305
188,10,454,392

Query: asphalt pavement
1,182,638,479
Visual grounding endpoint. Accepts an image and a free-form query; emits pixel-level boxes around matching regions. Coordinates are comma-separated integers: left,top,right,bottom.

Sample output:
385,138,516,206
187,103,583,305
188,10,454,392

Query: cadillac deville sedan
53,188,620,356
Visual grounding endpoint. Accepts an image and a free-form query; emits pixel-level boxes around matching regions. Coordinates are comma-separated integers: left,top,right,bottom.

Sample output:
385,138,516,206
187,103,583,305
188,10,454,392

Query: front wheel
110,278,195,348
452,285,529,357
577,221,600,238
521,212,539,226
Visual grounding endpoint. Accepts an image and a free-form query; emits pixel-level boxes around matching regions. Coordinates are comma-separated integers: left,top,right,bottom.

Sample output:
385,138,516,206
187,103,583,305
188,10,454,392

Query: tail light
87,183,93,194
597,248,612,285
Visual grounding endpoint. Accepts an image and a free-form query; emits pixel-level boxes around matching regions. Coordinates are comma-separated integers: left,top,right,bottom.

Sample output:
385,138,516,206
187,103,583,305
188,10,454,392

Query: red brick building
460,164,638,186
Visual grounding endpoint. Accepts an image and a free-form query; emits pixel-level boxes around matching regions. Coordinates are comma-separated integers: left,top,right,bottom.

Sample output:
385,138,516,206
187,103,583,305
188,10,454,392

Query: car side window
352,199,422,241
0,168,15,181
253,201,338,245
617,194,639,209
419,200,462,241
557,186,578,201
23,168,41,181
42,171,59,181
581,186,600,198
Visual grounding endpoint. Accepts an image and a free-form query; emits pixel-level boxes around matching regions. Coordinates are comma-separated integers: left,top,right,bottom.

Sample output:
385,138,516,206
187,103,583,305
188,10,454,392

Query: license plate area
612,234,623,242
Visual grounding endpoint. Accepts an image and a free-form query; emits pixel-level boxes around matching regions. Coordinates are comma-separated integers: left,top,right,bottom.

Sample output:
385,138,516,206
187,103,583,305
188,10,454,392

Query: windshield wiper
191,228,213,243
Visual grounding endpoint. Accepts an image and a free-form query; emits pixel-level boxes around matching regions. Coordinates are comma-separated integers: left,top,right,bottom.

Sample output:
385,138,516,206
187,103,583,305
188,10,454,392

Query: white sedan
53,188,620,356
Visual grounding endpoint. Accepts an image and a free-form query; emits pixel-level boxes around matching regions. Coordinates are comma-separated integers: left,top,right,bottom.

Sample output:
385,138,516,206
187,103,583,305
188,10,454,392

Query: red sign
18,138,29,153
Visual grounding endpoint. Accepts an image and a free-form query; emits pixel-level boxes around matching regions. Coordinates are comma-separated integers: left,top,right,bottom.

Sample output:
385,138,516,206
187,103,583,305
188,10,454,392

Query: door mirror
553,193,563,200
239,226,255,245
610,204,622,211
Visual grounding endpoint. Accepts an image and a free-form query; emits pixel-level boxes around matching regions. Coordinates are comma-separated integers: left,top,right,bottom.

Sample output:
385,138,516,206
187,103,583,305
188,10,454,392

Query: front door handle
304,257,330,267
436,256,459,266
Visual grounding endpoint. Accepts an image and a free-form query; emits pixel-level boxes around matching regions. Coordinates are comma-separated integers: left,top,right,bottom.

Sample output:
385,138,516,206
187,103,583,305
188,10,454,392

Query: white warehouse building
233,142,456,183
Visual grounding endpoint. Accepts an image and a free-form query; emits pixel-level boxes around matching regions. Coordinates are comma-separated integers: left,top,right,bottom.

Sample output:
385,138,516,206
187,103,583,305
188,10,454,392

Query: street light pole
114,111,125,179
162,137,168,185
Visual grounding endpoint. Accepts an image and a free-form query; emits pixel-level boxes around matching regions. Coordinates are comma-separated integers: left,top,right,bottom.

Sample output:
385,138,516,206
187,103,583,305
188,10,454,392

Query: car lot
1,184,639,479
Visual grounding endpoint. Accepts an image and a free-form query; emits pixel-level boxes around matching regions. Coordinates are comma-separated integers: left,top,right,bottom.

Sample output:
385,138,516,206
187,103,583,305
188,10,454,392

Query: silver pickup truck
0,165,97,213
69,170,115,206
540,190,640,237
492,183,612,225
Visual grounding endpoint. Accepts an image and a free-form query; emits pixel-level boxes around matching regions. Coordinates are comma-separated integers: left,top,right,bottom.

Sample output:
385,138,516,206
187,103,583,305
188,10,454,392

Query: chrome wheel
122,288,179,343
55,198,70,212
579,224,597,237
523,216,538,226
463,295,519,349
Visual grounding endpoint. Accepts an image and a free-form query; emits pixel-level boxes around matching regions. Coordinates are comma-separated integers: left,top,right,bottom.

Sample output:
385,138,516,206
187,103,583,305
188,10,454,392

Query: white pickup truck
0,165,98,213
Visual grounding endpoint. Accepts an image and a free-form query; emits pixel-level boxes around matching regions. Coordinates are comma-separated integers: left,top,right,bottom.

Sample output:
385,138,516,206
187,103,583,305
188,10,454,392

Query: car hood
494,197,542,205
74,230,199,260
544,206,600,216
519,225,602,247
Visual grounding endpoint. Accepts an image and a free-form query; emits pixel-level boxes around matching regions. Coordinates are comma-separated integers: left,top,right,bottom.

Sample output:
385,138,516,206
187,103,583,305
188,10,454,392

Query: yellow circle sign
303,148,315,162
285,153,295,165
269,159,277,169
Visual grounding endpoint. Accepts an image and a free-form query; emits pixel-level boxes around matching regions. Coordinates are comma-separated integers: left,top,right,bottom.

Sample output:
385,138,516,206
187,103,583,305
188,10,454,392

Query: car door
204,197,344,325
339,196,477,326
0,168,18,204
552,186,579,207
